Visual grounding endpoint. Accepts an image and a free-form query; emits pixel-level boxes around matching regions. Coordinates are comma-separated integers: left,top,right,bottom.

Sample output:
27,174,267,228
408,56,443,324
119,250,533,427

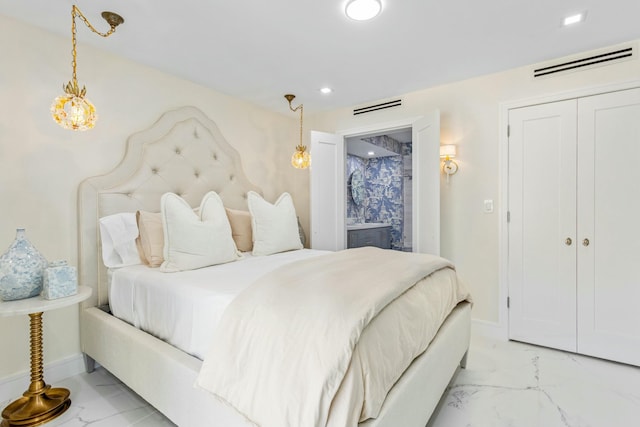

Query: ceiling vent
533,46,635,78
353,99,402,115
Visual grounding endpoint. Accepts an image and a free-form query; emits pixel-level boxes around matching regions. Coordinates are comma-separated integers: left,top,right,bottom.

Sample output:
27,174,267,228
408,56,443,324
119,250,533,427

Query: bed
77,106,472,427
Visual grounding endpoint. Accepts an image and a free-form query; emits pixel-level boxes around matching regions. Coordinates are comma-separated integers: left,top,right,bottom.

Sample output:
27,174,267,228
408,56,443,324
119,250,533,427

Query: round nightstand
0,286,91,427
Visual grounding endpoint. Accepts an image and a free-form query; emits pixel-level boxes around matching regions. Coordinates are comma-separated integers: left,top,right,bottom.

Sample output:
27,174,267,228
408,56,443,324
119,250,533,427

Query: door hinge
507,296,510,308
507,211,511,223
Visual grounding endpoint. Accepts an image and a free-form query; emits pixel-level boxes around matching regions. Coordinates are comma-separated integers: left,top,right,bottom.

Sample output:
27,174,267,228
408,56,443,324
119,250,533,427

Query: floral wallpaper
347,138,412,251
365,155,404,250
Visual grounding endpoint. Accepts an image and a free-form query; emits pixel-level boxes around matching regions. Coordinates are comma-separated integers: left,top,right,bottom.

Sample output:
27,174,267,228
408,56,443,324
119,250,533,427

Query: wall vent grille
533,46,634,78
353,99,402,115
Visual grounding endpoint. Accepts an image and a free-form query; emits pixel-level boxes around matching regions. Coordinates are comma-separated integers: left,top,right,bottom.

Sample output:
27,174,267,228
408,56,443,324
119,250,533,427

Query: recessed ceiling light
320,87,333,94
367,151,375,156
345,0,382,21
563,12,585,26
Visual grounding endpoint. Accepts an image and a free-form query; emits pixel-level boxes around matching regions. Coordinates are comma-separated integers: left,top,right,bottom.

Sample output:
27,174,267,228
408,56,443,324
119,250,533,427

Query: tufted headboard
77,106,262,308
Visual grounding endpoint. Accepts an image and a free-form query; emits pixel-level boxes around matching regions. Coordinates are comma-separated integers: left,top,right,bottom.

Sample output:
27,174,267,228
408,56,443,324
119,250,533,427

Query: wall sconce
284,94,311,169
51,5,124,131
440,145,459,181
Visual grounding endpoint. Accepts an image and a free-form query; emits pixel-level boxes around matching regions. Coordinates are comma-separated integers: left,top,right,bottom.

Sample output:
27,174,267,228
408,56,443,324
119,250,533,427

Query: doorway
345,128,413,251
309,111,441,255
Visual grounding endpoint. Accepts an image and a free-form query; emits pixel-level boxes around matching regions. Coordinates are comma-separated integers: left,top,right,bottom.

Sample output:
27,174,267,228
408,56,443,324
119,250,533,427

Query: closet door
577,88,640,366
508,100,577,352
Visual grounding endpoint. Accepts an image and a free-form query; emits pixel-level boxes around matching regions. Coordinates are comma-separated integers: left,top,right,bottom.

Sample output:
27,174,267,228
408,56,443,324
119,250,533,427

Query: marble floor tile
2,334,638,426
0,367,176,427
428,335,640,427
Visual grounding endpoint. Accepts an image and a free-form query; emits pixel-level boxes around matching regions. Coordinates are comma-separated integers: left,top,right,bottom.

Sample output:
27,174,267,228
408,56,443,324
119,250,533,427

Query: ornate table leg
1,312,71,427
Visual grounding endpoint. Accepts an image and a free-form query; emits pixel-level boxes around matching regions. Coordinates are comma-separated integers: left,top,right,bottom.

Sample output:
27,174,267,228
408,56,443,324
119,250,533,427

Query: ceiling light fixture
284,94,311,169
563,12,585,26
51,5,124,131
320,87,333,94
345,0,382,21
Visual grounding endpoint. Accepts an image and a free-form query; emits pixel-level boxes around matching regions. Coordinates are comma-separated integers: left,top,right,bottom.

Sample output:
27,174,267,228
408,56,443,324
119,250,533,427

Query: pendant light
51,5,124,131
284,94,311,169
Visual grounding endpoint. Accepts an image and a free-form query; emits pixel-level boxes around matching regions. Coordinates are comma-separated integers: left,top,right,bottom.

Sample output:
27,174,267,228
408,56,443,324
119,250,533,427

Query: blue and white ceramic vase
0,228,48,301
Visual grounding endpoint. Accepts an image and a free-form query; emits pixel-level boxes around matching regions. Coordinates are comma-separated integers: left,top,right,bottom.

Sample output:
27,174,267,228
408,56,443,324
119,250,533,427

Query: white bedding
196,247,471,427
109,249,330,359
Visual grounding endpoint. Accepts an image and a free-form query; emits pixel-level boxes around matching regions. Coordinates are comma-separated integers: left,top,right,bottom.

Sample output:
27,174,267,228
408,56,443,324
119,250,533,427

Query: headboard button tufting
77,106,263,310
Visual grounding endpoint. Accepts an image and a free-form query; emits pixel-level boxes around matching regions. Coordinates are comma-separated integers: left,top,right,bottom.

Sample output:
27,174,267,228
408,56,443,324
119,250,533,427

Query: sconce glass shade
51,93,97,131
439,144,459,179
291,145,311,169
439,144,457,159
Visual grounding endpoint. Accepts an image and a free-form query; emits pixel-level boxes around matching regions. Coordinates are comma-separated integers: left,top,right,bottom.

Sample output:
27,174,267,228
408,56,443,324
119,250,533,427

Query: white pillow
98,212,141,268
248,191,303,256
160,191,239,272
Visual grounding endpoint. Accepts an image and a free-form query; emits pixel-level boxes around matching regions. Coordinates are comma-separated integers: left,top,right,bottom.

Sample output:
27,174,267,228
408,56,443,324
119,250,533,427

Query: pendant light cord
69,5,121,90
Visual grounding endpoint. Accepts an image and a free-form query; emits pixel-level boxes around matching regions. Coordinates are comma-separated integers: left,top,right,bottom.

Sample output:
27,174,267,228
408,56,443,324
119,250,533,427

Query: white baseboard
0,353,86,403
472,318,508,341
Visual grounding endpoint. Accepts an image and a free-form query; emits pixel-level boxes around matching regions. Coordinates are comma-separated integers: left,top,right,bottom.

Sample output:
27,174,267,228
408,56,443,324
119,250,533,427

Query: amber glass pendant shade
51,93,97,131
291,145,311,169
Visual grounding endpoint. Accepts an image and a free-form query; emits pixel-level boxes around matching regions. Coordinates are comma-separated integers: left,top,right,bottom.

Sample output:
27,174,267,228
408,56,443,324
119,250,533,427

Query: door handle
565,237,572,246
582,238,590,247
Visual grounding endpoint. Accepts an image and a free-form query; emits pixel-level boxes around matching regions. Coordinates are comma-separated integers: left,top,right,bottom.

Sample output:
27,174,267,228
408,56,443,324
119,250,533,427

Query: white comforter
196,247,471,427
108,249,329,359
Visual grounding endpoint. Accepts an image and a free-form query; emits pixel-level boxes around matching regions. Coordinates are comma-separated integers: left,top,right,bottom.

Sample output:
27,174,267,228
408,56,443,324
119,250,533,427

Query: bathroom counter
347,224,391,249
346,222,390,231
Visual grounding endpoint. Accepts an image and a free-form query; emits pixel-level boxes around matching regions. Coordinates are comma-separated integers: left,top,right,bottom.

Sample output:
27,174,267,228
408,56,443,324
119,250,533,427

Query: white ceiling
346,139,399,159
346,127,410,158
2,1,639,114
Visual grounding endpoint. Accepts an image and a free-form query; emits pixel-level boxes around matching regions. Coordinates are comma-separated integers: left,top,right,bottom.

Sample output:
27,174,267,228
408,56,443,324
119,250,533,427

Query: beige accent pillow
225,208,253,252
135,211,164,267
160,191,240,272
248,191,303,256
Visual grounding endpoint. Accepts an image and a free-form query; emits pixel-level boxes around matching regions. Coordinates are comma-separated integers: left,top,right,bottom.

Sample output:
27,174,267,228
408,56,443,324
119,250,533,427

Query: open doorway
345,127,413,251
310,111,439,254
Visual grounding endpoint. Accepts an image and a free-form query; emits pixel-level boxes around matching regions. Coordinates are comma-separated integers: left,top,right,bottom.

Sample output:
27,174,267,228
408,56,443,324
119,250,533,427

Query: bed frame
77,106,471,427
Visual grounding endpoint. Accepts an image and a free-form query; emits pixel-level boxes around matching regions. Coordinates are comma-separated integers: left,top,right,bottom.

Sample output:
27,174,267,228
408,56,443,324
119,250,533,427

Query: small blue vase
0,228,48,301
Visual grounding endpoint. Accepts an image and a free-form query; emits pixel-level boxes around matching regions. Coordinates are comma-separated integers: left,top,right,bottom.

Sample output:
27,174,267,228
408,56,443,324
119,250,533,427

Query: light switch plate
484,199,494,213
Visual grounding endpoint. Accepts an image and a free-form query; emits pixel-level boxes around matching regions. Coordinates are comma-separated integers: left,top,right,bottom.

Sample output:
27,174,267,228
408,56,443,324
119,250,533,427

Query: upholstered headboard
78,106,262,307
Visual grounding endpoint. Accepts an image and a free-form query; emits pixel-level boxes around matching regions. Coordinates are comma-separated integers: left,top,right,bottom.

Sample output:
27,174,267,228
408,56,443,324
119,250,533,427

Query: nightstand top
0,286,91,317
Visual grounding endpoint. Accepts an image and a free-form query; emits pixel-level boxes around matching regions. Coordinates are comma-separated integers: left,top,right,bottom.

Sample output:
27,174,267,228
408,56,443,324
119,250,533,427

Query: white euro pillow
248,191,303,256
160,191,240,272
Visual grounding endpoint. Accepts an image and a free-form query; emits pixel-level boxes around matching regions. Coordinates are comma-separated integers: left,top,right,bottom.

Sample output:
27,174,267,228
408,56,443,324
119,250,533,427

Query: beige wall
2,12,638,379
0,16,302,379
307,41,640,325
